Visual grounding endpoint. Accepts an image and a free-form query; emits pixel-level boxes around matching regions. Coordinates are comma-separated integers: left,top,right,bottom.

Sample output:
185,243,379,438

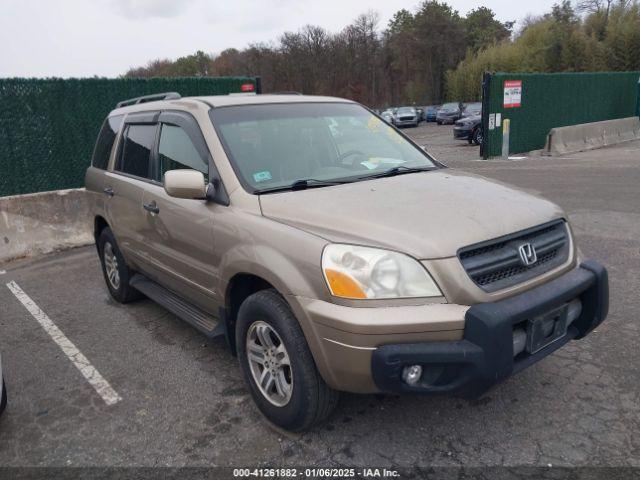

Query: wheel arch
223,272,277,356
94,215,110,250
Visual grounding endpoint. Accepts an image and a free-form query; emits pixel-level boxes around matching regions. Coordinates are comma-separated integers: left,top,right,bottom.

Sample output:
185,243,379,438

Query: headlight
322,244,442,299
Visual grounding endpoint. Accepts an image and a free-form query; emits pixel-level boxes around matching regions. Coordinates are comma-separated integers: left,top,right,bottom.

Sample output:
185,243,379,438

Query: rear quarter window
91,115,123,170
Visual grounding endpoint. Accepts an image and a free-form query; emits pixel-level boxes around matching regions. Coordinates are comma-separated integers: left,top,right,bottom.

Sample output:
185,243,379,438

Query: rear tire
437,121,442,125
236,290,339,431
98,227,143,303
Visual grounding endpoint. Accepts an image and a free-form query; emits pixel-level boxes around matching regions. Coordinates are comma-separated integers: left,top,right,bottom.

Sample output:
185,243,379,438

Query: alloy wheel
103,242,120,290
246,321,293,407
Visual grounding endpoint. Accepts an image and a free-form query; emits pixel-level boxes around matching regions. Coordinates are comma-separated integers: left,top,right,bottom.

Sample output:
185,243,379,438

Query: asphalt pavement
0,123,638,469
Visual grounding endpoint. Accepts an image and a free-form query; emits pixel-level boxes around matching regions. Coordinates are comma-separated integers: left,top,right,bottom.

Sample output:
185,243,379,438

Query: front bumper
371,260,608,398
394,118,418,126
453,125,473,139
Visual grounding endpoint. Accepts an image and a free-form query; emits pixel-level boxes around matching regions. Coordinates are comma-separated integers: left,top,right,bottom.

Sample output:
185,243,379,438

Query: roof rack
264,91,303,95
116,92,181,108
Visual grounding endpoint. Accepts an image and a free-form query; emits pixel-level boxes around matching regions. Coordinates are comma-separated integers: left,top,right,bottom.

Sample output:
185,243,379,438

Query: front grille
458,220,570,292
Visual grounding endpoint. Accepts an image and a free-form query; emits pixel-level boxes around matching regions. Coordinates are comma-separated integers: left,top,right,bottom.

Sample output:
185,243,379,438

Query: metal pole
480,72,491,159
636,75,639,118
502,118,510,159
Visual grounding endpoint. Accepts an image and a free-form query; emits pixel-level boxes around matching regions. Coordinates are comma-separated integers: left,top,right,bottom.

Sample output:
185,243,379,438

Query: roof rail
264,91,303,96
116,92,181,108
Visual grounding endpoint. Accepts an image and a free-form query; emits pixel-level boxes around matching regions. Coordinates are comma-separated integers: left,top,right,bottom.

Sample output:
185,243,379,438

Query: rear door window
157,124,208,181
117,124,156,179
92,115,123,170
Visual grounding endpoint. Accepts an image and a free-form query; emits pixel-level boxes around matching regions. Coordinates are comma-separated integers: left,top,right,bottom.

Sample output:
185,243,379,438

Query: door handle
103,187,114,197
143,201,160,214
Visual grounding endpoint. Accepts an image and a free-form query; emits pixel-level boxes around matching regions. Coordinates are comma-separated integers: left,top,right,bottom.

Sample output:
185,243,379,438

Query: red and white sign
241,83,255,92
503,80,522,108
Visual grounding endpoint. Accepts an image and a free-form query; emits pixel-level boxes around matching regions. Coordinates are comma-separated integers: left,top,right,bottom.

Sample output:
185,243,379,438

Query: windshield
465,103,482,113
441,102,458,111
210,103,437,193
398,107,415,114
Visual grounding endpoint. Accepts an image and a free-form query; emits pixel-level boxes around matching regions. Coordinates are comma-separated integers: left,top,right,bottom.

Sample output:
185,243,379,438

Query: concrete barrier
0,189,93,264
544,117,640,156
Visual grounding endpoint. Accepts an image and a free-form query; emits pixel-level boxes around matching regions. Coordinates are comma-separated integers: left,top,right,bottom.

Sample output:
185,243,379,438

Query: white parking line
6,281,122,406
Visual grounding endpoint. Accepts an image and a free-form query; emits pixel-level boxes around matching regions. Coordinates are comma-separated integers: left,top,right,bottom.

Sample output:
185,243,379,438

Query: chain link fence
0,77,257,196
481,71,640,158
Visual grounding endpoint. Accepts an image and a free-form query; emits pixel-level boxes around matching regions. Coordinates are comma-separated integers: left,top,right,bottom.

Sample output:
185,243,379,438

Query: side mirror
164,169,207,200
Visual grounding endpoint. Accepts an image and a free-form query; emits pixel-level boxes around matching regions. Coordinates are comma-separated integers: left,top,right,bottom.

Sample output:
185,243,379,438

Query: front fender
220,246,322,298
218,213,330,299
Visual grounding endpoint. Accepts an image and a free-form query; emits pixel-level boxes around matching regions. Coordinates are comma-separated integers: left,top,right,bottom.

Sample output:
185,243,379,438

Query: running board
130,274,225,339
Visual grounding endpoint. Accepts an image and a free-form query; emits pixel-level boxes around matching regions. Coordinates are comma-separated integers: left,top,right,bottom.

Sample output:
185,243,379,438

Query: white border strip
6,281,122,406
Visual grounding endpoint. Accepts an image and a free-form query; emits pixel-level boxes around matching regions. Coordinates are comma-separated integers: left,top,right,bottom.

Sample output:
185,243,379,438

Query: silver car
394,106,419,128
380,109,395,124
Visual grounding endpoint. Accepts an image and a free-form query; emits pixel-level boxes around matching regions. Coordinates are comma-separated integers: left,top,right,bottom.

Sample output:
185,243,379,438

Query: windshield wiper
360,165,432,180
255,178,353,194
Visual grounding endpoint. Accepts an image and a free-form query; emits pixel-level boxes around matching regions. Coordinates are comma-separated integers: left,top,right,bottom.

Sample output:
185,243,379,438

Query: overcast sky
0,0,559,78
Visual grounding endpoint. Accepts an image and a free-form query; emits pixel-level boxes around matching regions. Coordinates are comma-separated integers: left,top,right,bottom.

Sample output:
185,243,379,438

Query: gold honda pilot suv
86,92,608,431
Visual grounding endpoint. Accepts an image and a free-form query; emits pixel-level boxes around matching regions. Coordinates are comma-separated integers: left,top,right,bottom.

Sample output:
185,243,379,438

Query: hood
259,170,565,259
457,115,481,124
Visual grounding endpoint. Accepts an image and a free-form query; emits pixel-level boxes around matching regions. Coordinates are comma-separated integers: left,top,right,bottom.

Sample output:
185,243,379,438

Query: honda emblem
518,243,537,266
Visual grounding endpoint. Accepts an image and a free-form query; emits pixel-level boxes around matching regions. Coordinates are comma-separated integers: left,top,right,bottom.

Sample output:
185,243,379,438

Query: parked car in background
462,102,482,118
0,354,6,416
423,105,439,122
380,109,395,124
436,102,463,124
394,106,419,128
454,115,483,145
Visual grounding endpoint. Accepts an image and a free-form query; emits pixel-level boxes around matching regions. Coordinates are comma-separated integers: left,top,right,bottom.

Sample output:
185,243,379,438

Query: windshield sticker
360,160,379,170
362,158,405,169
253,171,272,183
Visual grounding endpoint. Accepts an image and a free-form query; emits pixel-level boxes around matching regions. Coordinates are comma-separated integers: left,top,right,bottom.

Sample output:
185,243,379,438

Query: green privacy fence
0,76,258,196
481,71,640,158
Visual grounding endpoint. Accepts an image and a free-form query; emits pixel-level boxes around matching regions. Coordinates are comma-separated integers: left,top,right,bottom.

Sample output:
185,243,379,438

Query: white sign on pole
503,80,522,108
488,114,496,130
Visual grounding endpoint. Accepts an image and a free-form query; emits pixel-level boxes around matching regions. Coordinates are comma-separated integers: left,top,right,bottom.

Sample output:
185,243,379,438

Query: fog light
401,365,422,385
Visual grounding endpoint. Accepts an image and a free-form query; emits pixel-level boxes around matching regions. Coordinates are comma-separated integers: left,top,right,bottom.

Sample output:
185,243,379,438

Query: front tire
236,290,339,431
98,227,142,303
472,127,483,145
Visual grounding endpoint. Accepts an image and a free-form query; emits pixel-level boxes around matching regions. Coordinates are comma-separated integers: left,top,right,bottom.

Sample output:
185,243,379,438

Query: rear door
104,111,159,269
139,111,219,312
